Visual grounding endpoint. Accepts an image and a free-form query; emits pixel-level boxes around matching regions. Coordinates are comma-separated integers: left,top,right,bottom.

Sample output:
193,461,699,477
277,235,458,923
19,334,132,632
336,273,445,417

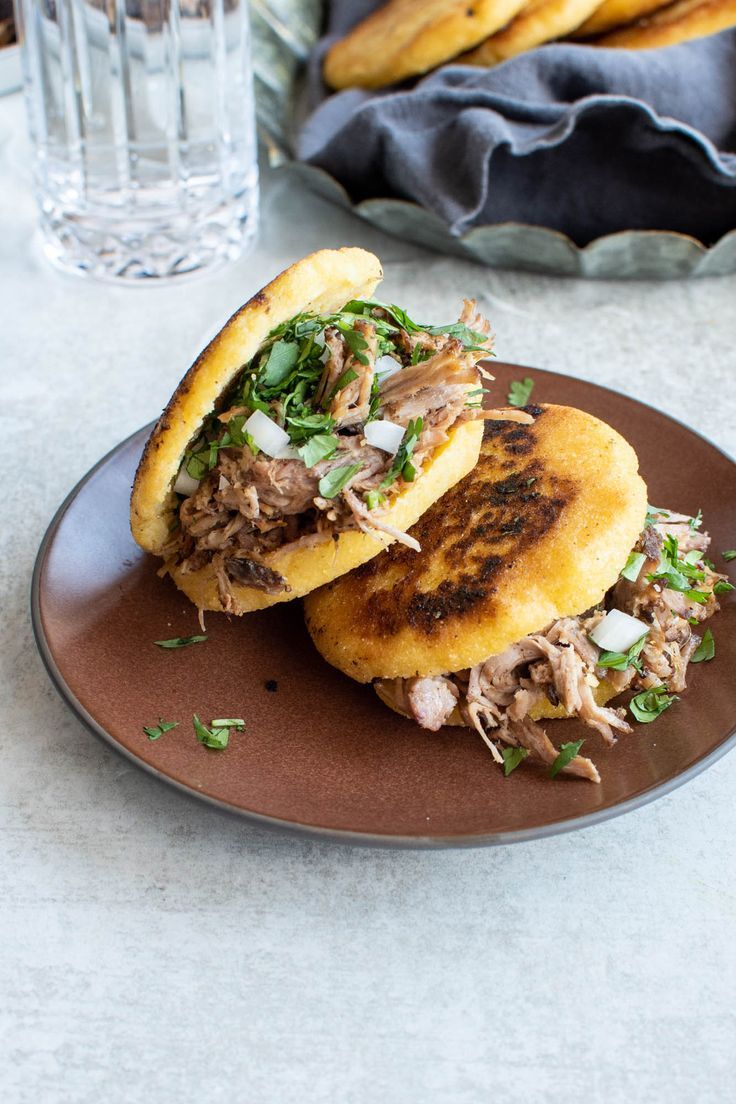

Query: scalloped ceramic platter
283,161,736,280
32,364,736,847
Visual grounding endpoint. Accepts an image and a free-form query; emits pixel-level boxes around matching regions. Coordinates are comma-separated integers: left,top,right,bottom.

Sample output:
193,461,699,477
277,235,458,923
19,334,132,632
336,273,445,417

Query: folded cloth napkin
297,2,736,245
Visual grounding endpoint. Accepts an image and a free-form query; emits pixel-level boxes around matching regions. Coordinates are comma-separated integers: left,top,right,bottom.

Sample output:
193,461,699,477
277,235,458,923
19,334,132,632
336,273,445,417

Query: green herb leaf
690,629,715,664
380,417,423,489
143,719,179,741
621,551,647,583
342,328,370,366
424,321,490,352
342,300,490,352
411,343,432,365
343,300,420,335
298,433,339,467
325,367,358,406
285,411,336,446
714,579,735,595
596,631,649,673
689,509,703,532
629,685,678,724
185,453,208,481
723,550,736,562
501,746,529,776
193,714,230,750
261,340,299,388
318,463,362,500
211,718,246,729
153,635,208,649
364,490,387,511
647,533,710,601
549,740,584,779
507,377,534,408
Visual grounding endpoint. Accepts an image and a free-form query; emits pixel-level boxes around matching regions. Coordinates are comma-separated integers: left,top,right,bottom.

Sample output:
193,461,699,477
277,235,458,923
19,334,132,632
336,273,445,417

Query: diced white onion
375,354,402,380
218,474,230,491
590,609,648,654
173,464,200,497
244,409,290,458
275,443,301,461
364,418,406,455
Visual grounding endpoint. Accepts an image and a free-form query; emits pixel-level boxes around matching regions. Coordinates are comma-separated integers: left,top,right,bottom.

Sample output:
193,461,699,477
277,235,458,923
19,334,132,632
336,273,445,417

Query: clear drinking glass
14,0,259,281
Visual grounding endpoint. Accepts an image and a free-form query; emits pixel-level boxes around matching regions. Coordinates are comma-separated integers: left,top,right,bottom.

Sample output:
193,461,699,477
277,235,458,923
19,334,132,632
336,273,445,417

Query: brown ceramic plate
31,364,736,847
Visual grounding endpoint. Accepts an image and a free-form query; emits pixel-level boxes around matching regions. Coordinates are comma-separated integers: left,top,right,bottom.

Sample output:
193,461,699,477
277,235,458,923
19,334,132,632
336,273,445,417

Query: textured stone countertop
1,92,735,1103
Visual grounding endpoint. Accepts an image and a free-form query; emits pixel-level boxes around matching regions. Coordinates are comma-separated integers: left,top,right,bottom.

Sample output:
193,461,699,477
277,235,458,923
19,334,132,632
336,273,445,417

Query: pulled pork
376,512,728,783
170,299,531,612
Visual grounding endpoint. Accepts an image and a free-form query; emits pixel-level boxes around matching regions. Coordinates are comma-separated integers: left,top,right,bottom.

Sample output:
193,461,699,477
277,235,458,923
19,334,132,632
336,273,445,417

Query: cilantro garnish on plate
629,686,678,723
507,377,534,408
549,740,584,778
690,629,715,664
501,746,529,776
143,719,179,741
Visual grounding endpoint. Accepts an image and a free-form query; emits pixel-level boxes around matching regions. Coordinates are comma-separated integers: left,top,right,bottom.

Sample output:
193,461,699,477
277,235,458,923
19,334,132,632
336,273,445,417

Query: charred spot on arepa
351,420,578,637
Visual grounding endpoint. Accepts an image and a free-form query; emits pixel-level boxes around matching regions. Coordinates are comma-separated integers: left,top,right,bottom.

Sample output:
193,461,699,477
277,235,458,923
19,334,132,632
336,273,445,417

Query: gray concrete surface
1,92,735,1104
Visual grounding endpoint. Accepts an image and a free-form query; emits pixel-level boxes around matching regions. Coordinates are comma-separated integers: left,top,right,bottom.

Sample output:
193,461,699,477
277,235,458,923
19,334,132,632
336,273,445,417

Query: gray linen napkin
297,2,736,245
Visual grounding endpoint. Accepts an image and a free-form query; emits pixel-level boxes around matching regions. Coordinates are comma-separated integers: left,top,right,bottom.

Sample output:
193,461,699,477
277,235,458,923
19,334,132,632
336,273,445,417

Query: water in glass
14,0,259,280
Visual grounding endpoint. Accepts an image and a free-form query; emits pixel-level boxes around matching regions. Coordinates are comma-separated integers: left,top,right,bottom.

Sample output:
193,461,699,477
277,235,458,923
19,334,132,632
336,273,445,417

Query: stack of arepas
322,0,736,89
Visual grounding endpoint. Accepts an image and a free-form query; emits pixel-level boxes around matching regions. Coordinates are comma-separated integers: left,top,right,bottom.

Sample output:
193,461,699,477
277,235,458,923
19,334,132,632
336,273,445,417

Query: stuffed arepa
304,404,648,682
305,406,727,783
131,247,518,615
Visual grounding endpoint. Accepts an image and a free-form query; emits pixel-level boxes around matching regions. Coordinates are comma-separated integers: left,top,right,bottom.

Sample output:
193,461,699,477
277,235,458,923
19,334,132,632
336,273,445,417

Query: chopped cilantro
647,533,710,602
620,551,646,583
411,343,432,365
342,299,490,352
342,327,370,366
193,714,230,750
689,509,703,532
690,629,715,664
501,746,529,776
318,463,362,499
507,377,534,408
549,740,584,779
185,452,208,481
285,411,335,443
365,490,387,511
596,632,648,673
380,417,423,489
211,718,246,729
143,719,179,741
629,685,678,723
153,635,208,649
298,433,339,467
342,299,416,334
260,339,299,388
324,367,358,407
714,579,735,595
723,550,736,562
424,321,489,352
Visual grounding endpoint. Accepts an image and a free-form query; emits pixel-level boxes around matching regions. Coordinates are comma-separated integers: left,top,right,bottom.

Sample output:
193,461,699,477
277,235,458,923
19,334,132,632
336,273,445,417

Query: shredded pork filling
376,513,727,783
167,300,528,612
